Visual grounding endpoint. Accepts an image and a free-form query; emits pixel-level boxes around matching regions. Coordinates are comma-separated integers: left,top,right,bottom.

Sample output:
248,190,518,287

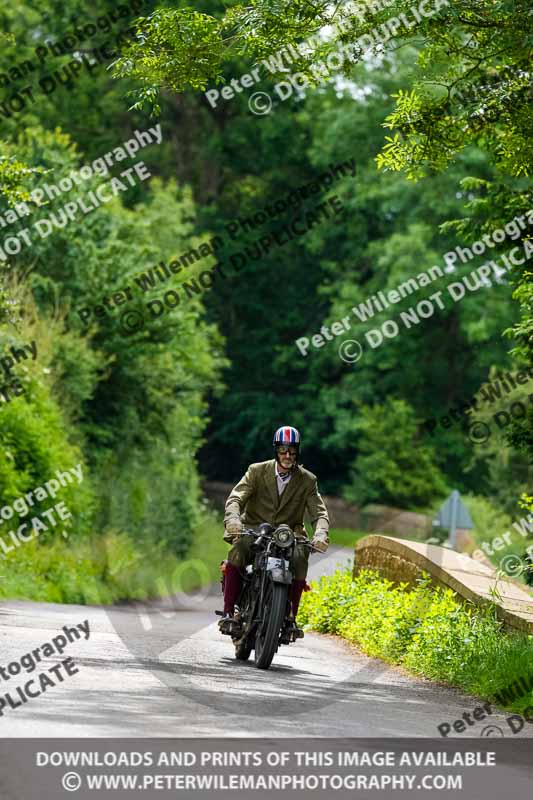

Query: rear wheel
254,581,289,670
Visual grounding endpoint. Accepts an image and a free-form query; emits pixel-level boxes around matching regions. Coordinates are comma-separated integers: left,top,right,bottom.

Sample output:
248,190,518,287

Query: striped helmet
273,426,300,446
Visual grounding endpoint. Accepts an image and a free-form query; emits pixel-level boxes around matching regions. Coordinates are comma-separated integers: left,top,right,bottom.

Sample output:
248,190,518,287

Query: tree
344,398,447,508
1,122,226,557
109,0,532,468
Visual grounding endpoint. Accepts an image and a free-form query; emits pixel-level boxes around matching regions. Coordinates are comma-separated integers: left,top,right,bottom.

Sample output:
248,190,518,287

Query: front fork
221,551,294,635
258,555,293,628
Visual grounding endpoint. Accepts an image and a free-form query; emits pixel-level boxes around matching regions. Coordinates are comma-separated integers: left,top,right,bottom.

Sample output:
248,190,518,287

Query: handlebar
239,526,319,552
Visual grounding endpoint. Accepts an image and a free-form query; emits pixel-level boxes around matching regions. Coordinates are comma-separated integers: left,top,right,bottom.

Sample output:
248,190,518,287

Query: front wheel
254,581,289,670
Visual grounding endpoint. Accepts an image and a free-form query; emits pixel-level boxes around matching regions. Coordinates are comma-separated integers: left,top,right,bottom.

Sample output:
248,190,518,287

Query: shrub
0,508,227,606
299,568,533,710
343,399,447,509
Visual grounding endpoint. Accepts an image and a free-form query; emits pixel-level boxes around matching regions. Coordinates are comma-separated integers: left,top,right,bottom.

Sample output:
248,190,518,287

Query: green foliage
465,368,533,509
113,8,228,110
0,156,43,204
328,528,367,549
0,387,93,543
519,494,533,515
465,495,512,547
344,398,447,508
369,0,533,466
375,1,533,180
109,0,532,186
464,495,533,588
299,568,533,711
0,115,226,595
0,508,227,605
0,152,43,322
506,282,533,460
192,55,514,496
432,181,533,466
0,535,116,605
0,304,95,541
109,0,340,108
103,0,533,474
0,0,530,605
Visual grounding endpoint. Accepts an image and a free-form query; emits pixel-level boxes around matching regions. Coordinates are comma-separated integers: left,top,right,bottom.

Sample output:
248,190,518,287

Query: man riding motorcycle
219,426,329,634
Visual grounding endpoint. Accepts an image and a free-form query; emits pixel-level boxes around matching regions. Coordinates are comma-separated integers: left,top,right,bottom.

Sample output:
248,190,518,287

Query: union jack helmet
273,426,300,446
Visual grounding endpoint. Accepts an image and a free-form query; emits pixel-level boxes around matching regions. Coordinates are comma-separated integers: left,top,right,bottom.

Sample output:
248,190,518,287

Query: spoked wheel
254,581,289,670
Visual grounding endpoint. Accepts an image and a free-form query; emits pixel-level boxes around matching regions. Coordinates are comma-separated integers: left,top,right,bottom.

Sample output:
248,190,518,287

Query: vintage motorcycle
217,523,316,670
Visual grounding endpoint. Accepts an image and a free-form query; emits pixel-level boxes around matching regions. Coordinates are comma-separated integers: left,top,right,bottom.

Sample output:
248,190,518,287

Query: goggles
276,446,298,456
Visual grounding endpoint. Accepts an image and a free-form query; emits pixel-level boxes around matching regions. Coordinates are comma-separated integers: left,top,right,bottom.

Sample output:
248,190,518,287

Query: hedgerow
298,569,533,713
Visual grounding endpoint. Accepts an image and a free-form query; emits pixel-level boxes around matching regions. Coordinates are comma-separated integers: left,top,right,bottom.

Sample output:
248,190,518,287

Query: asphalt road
1,546,532,738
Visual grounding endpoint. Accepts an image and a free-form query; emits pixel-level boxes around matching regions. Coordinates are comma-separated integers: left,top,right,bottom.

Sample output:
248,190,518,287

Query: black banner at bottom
0,739,530,799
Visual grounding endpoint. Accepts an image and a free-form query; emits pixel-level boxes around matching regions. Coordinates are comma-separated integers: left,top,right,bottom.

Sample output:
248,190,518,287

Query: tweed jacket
224,459,329,541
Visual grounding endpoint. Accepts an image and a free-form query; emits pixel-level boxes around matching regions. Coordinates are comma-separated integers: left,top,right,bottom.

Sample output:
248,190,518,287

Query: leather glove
226,517,243,535
311,532,329,553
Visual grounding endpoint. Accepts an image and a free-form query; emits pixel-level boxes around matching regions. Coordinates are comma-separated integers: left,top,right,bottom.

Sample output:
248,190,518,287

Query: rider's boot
218,563,242,635
287,579,309,639
290,579,309,618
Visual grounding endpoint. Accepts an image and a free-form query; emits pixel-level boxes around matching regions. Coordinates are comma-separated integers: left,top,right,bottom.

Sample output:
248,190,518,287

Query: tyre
254,581,289,670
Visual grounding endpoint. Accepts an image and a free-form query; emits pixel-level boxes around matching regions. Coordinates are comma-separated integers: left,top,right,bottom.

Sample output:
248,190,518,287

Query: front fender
269,567,293,584
265,555,292,584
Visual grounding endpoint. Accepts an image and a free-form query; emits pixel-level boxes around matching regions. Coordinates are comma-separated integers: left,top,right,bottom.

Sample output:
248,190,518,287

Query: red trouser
223,563,242,614
223,563,307,618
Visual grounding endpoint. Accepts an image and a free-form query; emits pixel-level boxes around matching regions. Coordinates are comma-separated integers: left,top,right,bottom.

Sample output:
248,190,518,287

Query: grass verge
0,508,227,605
328,528,368,548
298,568,533,714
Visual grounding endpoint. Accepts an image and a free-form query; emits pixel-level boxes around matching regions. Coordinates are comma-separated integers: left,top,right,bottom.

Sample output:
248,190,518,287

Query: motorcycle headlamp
273,525,294,549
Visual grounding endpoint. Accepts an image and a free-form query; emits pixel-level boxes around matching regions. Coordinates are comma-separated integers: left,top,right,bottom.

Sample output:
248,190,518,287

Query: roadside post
433,490,474,549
